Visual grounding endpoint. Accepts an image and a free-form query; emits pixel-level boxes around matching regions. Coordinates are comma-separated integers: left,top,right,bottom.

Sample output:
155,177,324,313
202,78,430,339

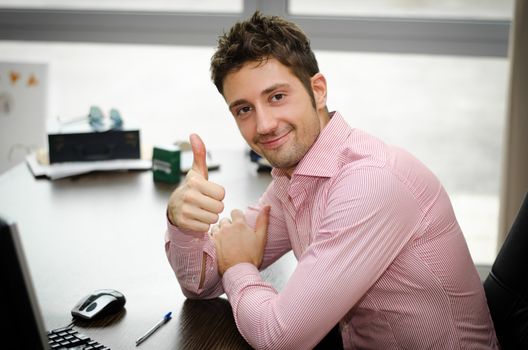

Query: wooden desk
0,149,299,349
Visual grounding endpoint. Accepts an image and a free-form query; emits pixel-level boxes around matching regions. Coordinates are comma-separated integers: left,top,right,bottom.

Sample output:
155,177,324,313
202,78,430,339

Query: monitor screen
0,216,48,349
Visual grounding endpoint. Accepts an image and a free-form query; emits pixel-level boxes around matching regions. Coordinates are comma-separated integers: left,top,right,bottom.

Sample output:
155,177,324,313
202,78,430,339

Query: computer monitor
0,215,48,349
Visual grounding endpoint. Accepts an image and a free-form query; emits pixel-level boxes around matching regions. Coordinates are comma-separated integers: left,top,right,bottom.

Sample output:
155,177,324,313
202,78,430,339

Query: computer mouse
71,289,126,320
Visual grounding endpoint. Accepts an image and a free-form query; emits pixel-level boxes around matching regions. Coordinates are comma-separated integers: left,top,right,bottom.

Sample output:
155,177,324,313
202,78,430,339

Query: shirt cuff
165,218,209,246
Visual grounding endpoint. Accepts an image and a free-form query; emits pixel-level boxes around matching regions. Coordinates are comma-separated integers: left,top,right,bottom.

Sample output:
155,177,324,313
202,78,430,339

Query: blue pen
135,311,172,346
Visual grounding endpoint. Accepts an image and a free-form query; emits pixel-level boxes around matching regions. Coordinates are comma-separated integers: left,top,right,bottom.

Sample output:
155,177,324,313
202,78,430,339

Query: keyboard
48,325,111,350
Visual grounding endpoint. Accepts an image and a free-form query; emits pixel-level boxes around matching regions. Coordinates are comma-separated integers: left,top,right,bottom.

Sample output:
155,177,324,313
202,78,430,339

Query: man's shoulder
337,128,390,170
336,132,442,196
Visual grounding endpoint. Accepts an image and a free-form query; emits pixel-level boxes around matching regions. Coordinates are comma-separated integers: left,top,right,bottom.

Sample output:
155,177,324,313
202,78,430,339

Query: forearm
221,168,426,349
221,239,392,350
222,262,345,350
165,203,288,299
164,222,224,299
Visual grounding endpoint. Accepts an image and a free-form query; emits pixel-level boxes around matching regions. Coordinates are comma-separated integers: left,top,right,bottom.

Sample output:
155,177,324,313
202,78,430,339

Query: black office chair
483,192,528,349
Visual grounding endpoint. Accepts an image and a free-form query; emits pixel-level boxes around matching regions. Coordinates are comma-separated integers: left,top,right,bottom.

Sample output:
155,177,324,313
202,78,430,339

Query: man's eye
237,106,252,116
271,93,285,102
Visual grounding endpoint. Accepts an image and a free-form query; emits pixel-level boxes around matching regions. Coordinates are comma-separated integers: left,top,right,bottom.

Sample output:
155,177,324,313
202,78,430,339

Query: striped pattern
166,112,499,349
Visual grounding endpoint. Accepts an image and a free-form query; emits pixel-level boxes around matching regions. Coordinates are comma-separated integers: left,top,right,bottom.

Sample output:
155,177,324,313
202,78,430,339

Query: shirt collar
271,111,351,180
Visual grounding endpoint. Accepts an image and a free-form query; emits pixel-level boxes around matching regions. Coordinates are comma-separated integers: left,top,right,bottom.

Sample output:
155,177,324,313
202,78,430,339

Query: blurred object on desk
25,148,151,180
152,144,181,184
142,141,220,175
24,137,223,181
249,149,272,173
175,140,220,174
48,106,140,164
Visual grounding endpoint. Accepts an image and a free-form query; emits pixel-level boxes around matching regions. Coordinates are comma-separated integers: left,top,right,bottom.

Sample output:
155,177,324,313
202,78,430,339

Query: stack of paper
25,145,220,180
25,150,151,180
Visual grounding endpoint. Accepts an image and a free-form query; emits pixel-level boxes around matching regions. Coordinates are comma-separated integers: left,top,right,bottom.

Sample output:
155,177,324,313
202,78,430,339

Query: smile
258,130,291,150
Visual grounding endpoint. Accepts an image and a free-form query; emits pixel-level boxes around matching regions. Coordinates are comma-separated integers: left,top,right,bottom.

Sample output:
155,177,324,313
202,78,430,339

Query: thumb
255,206,271,248
189,133,208,180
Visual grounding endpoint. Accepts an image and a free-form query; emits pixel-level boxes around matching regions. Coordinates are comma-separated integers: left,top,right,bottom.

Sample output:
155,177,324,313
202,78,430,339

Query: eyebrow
228,83,290,110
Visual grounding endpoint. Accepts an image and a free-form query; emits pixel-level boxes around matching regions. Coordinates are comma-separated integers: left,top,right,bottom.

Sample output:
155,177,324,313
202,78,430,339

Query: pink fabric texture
165,112,498,349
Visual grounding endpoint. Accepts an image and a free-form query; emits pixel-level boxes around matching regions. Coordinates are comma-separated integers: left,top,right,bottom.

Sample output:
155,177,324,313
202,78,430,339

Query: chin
266,155,300,170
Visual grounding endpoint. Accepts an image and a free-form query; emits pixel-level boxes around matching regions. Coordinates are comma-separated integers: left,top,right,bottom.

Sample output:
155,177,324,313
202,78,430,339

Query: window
289,0,513,20
317,50,507,264
0,0,511,264
0,0,243,13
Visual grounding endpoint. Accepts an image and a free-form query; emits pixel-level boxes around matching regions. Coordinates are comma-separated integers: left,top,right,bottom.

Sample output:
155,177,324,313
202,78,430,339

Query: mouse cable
57,319,75,330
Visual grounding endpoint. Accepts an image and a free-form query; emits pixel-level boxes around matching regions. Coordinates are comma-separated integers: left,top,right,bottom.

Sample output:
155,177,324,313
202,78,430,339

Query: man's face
222,58,329,176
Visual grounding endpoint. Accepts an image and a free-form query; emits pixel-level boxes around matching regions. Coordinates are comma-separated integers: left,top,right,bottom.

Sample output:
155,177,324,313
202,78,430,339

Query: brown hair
210,11,320,104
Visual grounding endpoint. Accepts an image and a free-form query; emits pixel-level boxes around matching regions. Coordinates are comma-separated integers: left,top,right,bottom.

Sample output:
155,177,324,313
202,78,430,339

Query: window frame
0,0,510,57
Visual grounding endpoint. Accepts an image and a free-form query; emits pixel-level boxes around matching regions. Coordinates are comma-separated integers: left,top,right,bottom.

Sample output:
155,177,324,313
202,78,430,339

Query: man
165,11,499,349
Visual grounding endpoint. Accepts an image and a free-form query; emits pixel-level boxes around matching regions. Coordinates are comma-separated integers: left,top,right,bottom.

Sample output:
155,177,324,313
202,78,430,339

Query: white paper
26,153,151,180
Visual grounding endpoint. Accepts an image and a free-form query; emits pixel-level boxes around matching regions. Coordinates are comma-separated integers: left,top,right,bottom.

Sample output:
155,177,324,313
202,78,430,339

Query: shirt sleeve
221,166,426,349
165,222,224,299
164,181,292,299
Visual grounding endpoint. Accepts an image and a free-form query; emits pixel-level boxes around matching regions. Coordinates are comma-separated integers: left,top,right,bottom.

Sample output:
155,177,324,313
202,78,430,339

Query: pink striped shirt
165,112,499,349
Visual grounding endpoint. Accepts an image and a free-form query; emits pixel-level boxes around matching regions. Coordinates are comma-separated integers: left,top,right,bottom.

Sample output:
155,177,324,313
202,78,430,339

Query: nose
255,107,278,135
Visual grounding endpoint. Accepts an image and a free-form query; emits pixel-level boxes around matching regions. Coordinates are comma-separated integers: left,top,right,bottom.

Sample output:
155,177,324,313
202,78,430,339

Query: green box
152,145,181,183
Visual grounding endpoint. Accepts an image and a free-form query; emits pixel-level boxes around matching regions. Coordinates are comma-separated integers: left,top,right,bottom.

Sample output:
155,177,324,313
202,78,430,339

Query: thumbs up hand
212,206,271,276
167,134,225,233
189,133,209,180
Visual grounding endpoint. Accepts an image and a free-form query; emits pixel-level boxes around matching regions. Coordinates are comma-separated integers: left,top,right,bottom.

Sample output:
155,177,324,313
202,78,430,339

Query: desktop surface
0,149,281,349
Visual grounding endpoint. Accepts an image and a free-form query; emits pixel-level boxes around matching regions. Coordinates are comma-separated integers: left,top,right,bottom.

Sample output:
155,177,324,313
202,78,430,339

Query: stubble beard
259,122,320,172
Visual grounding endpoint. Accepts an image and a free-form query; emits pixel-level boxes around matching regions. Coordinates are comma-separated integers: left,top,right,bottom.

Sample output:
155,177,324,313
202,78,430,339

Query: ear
311,73,327,111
